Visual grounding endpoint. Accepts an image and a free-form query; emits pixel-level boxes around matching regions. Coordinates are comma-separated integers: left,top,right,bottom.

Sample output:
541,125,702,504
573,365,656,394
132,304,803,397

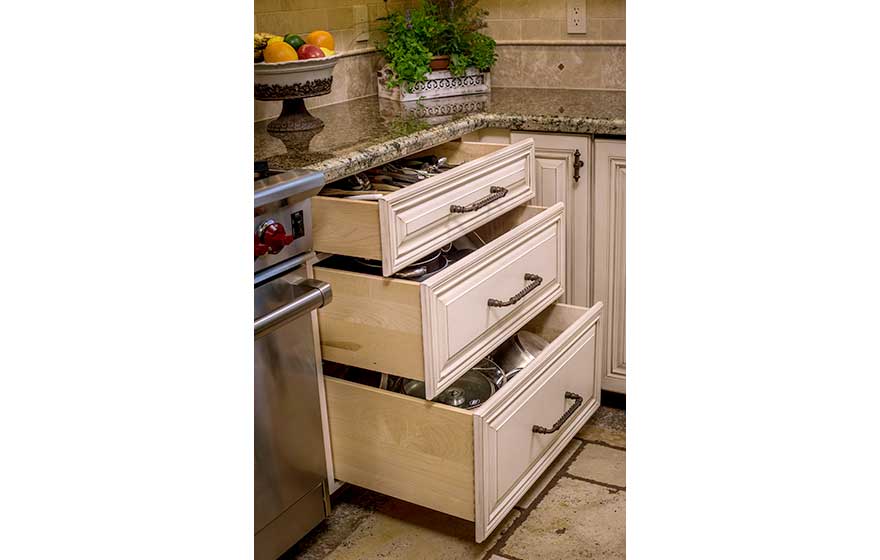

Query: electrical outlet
354,5,369,43
567,0,587,34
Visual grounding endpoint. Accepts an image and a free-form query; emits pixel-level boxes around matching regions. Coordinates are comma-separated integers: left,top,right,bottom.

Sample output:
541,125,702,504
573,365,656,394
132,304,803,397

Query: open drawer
312,138,536,276
323,302,603,542
315,203,564,400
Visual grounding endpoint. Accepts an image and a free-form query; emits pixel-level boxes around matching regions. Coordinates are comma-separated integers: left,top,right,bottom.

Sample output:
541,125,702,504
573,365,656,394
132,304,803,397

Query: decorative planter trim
378,66,491,102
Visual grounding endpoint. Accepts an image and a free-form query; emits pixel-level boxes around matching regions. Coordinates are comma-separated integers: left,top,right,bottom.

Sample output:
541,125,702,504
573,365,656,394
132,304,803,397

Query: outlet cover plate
567,0,587,34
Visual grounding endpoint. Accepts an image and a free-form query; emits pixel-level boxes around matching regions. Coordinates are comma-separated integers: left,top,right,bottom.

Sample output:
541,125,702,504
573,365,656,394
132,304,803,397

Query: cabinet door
510,132,591,307
593,139,626,393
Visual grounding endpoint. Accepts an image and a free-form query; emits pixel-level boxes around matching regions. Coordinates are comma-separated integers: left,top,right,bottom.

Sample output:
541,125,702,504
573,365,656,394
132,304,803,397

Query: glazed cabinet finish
313,139,537,276
324,302,603,543
315,204,566,400
510,132,592,308
593,139,626,393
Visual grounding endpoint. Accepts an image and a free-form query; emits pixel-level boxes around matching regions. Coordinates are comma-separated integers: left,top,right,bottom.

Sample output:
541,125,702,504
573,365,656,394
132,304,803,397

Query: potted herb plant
376,0,497,100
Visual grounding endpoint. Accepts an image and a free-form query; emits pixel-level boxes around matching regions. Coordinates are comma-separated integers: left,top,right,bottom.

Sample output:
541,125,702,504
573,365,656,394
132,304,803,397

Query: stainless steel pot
492,331,550,380
354,250,447,280
401,365,496,409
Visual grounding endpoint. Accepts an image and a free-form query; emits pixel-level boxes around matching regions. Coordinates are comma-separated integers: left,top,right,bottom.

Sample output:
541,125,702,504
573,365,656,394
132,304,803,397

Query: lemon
267,36,284,45
320,47,335,56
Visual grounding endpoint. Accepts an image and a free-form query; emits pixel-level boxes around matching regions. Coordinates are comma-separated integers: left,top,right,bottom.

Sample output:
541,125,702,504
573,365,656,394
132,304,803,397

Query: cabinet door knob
573,149,585,182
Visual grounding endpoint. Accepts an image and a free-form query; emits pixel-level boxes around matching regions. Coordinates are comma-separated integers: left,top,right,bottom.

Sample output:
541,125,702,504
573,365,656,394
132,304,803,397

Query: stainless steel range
254,162,332,560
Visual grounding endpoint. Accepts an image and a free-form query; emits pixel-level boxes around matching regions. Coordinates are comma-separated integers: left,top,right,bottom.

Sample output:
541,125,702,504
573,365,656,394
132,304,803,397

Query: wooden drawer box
315,204,565,400
312,138,536,276
324,302,603,542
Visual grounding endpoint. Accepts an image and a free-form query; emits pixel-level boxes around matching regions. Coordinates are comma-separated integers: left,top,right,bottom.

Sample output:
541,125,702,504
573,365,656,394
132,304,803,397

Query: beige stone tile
521,19,564,41
568,443,625,487
323,498,520,560
588,0,626,19
502,477,625,560
598,46,625,89
254,12,288,35
479,0,502,20
601,18,626,40
284,0,326,9
290,8,329,35
536,0,565,19
577,421,626,447
486,19,522,41
518,46,562,88
500,0,534,19
488,46,520,87
517,439,581,509
254,0,283,14
327,6,355,30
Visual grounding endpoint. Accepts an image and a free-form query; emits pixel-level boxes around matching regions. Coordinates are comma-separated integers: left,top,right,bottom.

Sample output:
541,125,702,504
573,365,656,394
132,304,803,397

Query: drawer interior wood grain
323,302,603,541
313,138,536,276
315,203,564,397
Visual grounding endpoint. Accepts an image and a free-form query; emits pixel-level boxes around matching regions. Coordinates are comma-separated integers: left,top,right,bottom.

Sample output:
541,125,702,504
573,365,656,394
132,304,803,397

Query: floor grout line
561,472,626,492
480,439,588,560
572,435,626,451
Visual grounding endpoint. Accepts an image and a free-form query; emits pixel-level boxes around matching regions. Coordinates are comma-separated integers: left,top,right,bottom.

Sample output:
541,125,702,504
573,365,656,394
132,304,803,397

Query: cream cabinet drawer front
315,204,564,401
473,302,602,542
380,139,537,275
322,302,603,544
421,203,565,397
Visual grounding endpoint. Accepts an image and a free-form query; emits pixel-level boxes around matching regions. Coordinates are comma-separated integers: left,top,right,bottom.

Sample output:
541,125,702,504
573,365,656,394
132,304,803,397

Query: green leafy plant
376,0,497,91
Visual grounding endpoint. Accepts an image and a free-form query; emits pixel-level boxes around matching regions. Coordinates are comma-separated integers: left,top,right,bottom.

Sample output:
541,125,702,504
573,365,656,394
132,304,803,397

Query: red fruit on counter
297,44,325,59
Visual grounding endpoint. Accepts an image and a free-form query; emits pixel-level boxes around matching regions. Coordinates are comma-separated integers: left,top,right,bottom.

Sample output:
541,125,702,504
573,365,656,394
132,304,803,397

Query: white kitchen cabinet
510,132,592,308
592,139,626,393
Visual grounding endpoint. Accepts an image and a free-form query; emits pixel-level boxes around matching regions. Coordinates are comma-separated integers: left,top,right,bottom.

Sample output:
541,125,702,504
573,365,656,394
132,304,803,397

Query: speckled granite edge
305,112,625,183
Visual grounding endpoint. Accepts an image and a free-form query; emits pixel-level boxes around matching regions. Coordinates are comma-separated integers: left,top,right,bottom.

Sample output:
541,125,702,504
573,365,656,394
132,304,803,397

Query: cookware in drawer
323,302,603,542
313,138,536,276
314,203,565,400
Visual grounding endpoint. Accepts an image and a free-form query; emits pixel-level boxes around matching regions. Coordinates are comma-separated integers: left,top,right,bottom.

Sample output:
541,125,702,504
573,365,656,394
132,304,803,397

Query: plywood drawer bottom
324,302,603,542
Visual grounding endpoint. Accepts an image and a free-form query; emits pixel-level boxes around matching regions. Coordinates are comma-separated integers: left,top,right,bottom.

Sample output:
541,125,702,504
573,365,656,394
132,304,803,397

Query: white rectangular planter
377,66,491,102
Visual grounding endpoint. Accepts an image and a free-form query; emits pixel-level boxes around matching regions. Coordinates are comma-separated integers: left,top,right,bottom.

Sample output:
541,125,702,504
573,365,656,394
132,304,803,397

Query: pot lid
516,331,550,360
401,364,496,409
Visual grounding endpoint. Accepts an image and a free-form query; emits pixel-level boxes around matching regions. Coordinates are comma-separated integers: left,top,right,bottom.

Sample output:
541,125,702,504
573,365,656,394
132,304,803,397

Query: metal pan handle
532,392,584,435
254,279,332,339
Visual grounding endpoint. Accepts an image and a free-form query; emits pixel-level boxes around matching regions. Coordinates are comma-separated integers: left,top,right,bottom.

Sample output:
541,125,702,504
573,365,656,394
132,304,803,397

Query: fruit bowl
254,53,340,132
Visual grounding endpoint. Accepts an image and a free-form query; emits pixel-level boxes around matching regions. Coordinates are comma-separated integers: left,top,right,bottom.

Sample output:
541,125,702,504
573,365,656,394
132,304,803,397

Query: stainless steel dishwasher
254,164,331,560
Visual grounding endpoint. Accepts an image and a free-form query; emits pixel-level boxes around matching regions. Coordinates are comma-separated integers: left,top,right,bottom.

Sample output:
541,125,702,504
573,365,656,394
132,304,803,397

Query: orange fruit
262,41,298,63
306,30,334,51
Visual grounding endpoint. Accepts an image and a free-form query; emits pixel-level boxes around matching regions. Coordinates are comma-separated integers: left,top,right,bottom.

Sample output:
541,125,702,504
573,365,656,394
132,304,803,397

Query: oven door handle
254,279,332,339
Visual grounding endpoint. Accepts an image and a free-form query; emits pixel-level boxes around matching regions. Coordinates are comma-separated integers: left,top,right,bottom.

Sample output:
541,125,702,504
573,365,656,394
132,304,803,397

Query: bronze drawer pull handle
487,273,542,307
450,186,508,213
532,392,584,434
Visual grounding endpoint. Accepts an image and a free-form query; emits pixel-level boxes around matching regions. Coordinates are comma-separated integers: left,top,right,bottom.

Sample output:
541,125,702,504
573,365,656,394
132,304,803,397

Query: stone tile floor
283,405,625,560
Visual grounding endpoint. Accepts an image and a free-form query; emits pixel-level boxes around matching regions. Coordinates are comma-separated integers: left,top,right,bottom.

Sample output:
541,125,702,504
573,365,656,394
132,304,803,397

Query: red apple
297,44,325,59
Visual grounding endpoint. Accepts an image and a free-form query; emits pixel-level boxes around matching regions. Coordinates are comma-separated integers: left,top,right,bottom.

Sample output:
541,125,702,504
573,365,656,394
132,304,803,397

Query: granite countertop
255,87,625,183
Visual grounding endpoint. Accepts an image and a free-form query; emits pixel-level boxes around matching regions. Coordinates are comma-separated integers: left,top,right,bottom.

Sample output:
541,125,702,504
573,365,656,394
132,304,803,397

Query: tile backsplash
481,0,625,42
254,0,625,121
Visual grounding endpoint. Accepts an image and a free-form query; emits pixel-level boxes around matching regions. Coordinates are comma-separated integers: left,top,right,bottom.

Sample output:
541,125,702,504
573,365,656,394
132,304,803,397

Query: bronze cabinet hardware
573,149,585,182
532,392,584,434
487,273,543,307
450,186,509,213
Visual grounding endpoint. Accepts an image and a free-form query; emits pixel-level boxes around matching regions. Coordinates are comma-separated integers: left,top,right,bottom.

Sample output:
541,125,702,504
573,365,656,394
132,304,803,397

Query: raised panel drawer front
313,139,537,276
315,204,565,400
421,203,565,398
323,302,603,543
